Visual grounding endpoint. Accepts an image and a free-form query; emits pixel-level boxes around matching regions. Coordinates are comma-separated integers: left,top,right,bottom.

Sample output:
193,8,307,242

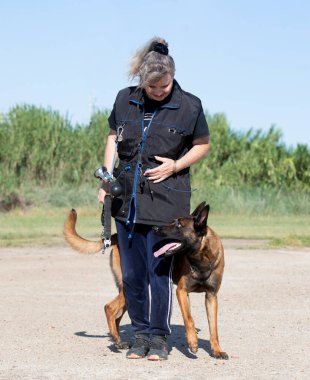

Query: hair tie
153,42,169,55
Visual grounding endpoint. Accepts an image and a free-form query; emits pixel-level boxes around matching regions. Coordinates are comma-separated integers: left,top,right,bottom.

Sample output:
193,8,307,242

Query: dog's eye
177,221,182,228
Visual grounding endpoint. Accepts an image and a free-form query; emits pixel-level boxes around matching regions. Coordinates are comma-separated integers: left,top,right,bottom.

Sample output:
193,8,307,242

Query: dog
63,202,228,359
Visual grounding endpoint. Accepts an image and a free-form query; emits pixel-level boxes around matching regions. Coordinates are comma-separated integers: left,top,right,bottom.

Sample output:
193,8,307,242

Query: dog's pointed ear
194,204,210,233
191,202,206,217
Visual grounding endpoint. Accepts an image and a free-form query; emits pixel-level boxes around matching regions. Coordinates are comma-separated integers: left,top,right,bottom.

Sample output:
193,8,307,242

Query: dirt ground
0,240,309,380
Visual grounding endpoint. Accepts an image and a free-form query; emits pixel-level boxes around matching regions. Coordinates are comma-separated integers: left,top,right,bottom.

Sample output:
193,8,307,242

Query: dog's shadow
75,324,212,358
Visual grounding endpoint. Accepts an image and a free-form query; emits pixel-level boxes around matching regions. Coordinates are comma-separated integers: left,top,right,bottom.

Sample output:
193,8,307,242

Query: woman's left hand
144,156,176,183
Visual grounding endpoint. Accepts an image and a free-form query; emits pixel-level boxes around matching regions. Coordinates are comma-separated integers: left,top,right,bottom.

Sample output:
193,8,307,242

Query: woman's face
144,73,173,101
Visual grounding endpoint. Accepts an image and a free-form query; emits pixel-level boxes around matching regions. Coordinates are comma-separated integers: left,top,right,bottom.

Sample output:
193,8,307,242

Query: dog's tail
63,209,117,254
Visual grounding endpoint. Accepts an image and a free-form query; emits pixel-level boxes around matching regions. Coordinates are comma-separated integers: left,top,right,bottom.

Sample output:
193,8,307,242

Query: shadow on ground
75,324,212,358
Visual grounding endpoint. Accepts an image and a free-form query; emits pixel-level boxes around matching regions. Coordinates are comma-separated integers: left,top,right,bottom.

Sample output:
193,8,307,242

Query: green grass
268,236,310,248
191,185,310,216
0,206,309,247
15,183,310,216
209,213,310,248
0,207,105,247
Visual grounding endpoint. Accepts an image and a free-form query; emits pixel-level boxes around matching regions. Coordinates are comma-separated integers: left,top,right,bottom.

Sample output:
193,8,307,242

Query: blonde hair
128,37,175,88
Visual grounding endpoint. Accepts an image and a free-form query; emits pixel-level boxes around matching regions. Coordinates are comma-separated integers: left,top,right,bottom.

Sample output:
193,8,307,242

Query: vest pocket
159,173,191,193
145,123,188,159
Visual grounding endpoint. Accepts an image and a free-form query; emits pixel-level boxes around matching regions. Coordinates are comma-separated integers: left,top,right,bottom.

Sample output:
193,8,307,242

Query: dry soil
0,241,309,379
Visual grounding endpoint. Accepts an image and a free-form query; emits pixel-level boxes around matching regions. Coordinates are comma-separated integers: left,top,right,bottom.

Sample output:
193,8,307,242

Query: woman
98,37,210,361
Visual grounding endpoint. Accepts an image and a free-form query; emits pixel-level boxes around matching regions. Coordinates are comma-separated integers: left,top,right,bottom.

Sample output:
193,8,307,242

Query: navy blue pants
115,220,174,336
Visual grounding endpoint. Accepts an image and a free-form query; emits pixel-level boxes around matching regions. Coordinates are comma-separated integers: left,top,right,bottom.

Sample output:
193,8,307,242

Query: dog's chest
187,265,213,292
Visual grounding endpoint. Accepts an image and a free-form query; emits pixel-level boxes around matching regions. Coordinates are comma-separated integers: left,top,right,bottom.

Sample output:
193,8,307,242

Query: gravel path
0,242,309,379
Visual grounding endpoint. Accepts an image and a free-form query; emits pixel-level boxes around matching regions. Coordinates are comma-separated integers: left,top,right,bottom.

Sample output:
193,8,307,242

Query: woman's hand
144,156,176,183
98,182,110,203
98,188,106,203
144,141,209,184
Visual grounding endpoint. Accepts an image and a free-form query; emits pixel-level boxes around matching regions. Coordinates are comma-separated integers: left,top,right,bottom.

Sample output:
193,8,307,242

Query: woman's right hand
98,188,106,203
98,181,110,203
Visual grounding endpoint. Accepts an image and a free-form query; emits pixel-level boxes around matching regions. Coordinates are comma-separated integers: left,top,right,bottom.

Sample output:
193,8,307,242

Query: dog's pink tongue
154,242,181,257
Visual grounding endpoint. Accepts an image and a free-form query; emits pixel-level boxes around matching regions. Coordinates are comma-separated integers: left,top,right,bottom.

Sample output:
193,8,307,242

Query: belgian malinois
64,202,228,359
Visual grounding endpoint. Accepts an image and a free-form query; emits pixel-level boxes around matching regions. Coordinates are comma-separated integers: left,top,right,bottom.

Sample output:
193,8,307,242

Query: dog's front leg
176,286,198,353
205,293,228,359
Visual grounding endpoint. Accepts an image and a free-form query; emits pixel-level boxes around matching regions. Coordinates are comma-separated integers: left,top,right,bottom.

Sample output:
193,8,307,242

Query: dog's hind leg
205,293,228,359
176,286,198,354
104,290,129,349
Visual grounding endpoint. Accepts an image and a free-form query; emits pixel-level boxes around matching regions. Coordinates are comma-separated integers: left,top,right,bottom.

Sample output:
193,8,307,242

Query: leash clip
116,123,125,142
102,238,111,254
101,228,111,254
104,238,111,248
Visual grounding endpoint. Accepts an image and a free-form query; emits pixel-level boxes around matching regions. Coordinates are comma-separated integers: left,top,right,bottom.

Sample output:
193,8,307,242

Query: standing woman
98,37,210,361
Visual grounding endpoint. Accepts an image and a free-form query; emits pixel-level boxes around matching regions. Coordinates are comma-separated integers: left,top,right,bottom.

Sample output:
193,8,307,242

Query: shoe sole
126,353,146,359
147,354,167,361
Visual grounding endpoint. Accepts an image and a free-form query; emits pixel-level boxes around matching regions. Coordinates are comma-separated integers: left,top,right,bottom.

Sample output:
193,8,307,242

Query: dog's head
153,202,210,258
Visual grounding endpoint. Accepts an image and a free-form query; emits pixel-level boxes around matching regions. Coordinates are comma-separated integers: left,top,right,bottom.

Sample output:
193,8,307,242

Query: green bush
1,104,309,213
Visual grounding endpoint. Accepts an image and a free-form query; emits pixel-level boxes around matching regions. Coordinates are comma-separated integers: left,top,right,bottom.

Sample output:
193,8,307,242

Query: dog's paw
115,341,130,350
188,344,198,354
212,351,229,360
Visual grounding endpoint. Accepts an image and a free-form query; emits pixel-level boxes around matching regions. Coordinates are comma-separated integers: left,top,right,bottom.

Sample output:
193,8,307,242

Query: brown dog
64,202,228,359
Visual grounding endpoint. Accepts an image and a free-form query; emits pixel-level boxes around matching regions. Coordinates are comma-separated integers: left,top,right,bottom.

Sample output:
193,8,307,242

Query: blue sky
1,0,309,147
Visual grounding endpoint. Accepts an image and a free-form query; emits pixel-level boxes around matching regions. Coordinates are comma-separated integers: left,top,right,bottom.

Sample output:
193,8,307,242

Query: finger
145,168,163,176
148,175,161,181
144,168,156,175
153,177,165,183
154,156,167,163
150,173,170,182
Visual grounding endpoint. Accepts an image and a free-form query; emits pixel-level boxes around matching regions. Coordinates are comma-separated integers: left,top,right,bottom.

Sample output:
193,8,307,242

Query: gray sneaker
147,335,168,361
126,333,150,359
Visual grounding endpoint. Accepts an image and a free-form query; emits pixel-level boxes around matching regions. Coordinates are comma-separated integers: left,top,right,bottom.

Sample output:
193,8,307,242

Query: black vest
109,80,205,226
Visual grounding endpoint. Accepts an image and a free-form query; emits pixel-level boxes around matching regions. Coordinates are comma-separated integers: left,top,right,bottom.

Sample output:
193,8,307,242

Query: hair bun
153,42,169,55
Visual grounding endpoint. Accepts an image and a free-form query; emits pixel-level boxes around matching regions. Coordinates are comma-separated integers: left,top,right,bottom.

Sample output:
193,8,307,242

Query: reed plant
1,105,309,217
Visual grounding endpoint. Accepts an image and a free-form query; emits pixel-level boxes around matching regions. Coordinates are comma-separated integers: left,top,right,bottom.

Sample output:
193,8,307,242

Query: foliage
0,104,309,212
192,112,308,190
0,105,110,204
